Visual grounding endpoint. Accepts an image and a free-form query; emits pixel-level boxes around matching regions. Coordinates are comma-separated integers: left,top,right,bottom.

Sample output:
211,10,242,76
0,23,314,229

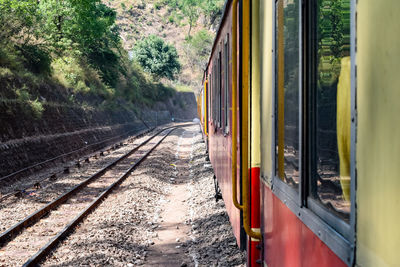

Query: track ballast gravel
6,124,245,267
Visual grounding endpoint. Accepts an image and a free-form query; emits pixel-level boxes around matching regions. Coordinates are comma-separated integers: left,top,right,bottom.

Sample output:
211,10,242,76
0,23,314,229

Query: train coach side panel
356,1,400,266
207,2,242,246
261,183,347,267
208,121,241,245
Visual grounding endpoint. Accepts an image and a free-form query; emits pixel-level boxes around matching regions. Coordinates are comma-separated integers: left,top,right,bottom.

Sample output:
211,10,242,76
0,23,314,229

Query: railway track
0,127,157,202
0,126,178,266
0,126,154,185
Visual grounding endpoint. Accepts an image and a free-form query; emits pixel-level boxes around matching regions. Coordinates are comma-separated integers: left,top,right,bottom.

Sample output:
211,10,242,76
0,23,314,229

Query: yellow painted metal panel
276,0,284,181
241,0,261,240
259,0,274,186
357,1,400,266
231,0,242,211
251,0,261,168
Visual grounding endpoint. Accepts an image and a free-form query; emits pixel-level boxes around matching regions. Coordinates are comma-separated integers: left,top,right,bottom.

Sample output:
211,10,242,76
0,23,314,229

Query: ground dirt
31,124,245,267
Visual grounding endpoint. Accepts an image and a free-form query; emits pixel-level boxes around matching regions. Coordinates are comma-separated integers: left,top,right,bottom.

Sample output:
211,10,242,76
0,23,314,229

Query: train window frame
274,0,301,196
224,34,230,135
213,59,217,125
270,0,357,265
218,50,222,129
209,64,214,123
209,72,213,122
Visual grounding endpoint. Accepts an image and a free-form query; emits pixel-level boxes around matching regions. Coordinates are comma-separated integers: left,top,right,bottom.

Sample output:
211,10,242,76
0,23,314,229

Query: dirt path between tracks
145,128,193,267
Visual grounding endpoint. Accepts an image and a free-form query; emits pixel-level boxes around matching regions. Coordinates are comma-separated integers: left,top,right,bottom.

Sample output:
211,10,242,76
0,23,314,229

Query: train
197,0,400,266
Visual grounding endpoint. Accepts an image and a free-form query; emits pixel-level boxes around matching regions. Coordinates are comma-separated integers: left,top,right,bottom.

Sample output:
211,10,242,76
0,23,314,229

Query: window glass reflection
275,0,300,189
312,0,351,222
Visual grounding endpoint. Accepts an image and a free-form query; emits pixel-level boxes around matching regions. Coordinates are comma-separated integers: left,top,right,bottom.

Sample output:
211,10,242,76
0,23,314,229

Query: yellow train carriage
197,0,400,266
258,0,400,266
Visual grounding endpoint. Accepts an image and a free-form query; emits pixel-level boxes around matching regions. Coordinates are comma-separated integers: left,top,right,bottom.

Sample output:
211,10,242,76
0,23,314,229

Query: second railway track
0,126,178,266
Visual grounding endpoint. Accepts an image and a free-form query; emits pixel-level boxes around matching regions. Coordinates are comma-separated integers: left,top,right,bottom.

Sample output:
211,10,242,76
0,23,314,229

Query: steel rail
0,126,172,247
0,126,154,184
0,127,156,202
22,127,177,267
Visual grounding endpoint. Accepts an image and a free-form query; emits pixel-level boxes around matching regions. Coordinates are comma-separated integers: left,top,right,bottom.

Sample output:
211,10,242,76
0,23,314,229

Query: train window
216,57,219,127
210,69,212,122
224,35,229,134
209,73,212,122
218,51,222,128
212,61,217,124
275,0,300,190
308,0,351,223
272,0,354,262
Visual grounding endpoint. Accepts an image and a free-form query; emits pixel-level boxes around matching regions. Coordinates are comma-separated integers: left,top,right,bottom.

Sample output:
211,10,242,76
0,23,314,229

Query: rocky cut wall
0,91,198,180
0,100,160,179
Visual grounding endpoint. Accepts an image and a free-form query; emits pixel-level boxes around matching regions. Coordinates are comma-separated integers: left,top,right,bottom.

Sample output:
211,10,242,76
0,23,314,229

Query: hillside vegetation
0,0,223,119
104,0,224,90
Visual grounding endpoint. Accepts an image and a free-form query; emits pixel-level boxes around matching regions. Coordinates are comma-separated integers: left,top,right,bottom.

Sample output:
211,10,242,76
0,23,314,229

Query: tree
199,0,224,27
0,0,42,45
39,0,120,53
180,0,200,37
39,0,122,86
133,35,181,80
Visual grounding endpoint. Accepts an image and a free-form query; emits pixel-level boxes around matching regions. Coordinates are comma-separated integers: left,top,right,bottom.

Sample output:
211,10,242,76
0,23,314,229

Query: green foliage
0,46,23,72
179,0,201,37
174,83,193,92
39,0,120,50
154,2,162,10
133,35,181,80
29,99,45,119
38,0,121,85
16,88,31,102
18,44,52,75
15,87,45,119
0,0,42,45
199,0,225,26
160,0,224,36
184,29,213,70
318,0,351,86
52,55,114,100
0,67,14,80
0,0,185,115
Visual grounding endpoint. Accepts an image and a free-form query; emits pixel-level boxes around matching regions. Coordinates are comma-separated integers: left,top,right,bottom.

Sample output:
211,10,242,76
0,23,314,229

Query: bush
0,67,14,80
29,99,44,119
18,44,52,76
132,35,181,80
154,2,162,10
16,88,31,102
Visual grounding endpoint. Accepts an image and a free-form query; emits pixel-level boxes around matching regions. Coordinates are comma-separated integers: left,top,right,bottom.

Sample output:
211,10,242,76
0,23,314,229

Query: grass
174,83,193,92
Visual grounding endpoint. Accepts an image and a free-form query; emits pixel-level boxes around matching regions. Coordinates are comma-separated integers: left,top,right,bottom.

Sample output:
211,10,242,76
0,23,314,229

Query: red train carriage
201,1,263,264
198,0,400,266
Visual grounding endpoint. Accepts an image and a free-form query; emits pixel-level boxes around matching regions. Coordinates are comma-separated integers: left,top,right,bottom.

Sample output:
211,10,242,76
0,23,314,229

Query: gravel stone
0,125,245,266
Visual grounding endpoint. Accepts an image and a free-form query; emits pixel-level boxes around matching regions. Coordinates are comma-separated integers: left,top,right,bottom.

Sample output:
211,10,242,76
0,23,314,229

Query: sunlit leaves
132,35,181,80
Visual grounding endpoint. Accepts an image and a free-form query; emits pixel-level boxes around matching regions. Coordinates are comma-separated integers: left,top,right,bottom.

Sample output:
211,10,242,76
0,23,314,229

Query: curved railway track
0,126,181,266
0,126,155,185
0,127,158,204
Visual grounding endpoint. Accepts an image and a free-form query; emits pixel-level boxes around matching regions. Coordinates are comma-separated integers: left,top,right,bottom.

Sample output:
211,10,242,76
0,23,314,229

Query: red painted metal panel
261,183,347,267
249,167,261,266
208,118,241,245
206,1,243,247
